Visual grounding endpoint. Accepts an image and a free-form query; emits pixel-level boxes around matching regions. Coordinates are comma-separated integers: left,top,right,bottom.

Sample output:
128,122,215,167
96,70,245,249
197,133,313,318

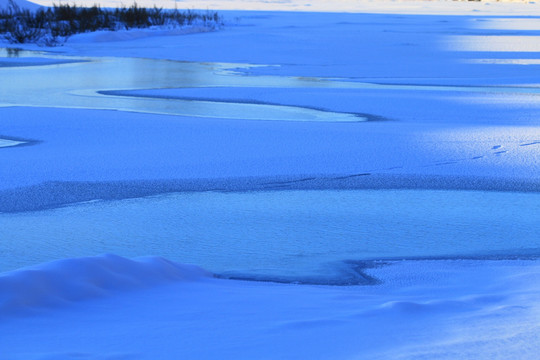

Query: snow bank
0,254,211,317
1,258,539,359
68,27,217,44
0,0,41,9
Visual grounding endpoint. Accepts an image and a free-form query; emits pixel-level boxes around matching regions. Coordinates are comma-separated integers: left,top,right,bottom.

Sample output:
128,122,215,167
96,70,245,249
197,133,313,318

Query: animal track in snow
520,141,540,147
423,160,461,168
330,139,537,177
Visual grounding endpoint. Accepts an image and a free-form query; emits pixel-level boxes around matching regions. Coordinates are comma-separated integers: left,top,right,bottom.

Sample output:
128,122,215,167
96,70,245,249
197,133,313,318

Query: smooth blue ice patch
1,189,538,283
0,138,25,148
5,48,540,123
0,135,39,149
0,48,364,122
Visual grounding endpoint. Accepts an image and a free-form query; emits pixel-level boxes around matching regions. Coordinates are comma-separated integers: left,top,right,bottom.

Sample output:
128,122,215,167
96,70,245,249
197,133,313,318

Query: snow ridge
0,254,211,317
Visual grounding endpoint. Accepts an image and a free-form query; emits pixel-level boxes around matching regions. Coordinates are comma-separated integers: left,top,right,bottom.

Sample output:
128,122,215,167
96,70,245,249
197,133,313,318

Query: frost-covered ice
1,0,540,358
1,189,540,283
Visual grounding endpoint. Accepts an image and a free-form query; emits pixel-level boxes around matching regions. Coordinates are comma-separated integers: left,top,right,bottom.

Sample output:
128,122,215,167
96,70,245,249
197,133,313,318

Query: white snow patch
0,0,41,9
472,17,540,30
68,27,217,44
447,35,540,52
467,58,540,65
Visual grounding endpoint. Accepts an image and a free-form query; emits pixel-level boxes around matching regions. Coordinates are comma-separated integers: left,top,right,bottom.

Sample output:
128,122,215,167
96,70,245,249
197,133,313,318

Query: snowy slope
0,0,41,9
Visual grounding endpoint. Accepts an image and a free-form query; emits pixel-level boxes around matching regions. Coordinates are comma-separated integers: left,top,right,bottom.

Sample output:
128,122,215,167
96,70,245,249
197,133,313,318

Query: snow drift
0,254,211,317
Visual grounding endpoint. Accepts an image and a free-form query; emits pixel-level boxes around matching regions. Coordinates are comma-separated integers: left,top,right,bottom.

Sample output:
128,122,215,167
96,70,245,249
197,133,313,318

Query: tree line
0,0,221,45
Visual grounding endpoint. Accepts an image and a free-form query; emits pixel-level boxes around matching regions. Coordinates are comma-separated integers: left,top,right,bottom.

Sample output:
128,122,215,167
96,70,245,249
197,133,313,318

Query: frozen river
1,47,540,284
3,48,540,125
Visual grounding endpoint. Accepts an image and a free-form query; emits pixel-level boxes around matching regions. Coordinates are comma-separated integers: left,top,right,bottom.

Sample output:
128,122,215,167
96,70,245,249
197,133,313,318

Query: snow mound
0,254,211,317
68,27,215,44
0,0,41,10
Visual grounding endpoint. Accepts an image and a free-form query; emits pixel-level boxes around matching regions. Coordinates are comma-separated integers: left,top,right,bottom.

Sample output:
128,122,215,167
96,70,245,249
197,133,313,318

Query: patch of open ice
0,138,25,148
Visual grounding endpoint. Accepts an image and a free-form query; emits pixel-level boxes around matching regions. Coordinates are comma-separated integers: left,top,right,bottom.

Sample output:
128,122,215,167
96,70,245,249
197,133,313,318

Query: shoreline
20,0,540,16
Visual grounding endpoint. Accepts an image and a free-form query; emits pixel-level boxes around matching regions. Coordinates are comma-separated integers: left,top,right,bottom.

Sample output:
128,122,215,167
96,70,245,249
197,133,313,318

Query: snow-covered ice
1,0,540,358
1,255,540,359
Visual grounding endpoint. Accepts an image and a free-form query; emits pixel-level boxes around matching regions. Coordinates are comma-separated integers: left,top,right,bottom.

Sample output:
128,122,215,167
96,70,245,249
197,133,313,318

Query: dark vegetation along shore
0,0,222,45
